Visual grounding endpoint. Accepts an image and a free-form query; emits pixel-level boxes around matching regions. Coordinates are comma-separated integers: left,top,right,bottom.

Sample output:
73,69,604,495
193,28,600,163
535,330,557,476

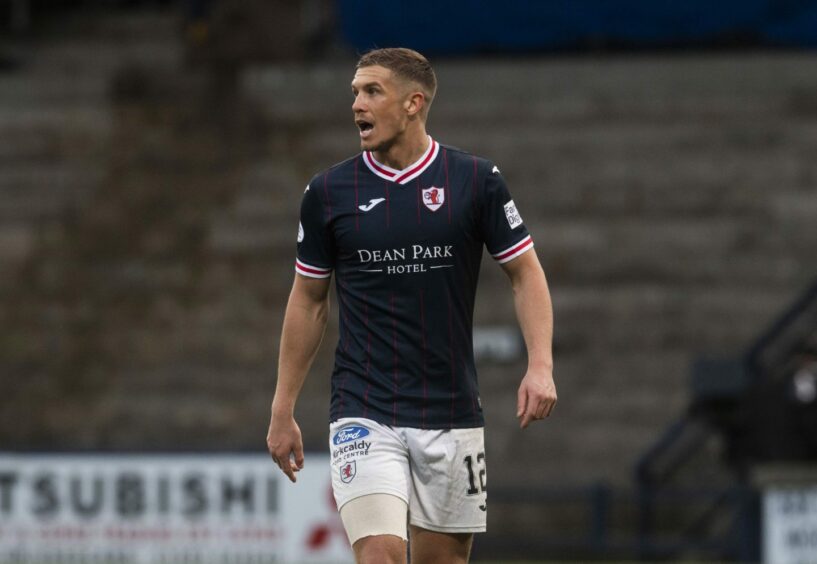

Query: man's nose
352,94,365,112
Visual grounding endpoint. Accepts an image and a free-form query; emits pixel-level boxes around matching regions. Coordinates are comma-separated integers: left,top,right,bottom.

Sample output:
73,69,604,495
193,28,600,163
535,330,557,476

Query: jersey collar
362,136,440,185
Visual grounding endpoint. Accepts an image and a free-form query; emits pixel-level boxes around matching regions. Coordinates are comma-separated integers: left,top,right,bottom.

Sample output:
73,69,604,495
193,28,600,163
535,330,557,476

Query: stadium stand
2,1,816,560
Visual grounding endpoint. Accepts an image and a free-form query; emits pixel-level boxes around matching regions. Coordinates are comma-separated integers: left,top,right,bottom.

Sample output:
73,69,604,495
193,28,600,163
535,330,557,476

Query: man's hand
516,369,557,429
500,250,556,430
266,413,305,483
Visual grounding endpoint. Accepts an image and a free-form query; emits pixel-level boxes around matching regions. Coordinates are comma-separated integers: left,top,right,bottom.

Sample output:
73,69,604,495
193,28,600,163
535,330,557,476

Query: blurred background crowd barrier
2,1,817,562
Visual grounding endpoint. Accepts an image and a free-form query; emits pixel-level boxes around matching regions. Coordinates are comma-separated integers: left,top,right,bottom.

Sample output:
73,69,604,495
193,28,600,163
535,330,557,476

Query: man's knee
353,534,407,564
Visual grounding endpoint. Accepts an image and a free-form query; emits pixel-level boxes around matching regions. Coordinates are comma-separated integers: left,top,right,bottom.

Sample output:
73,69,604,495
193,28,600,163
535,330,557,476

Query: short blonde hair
357,48,437,108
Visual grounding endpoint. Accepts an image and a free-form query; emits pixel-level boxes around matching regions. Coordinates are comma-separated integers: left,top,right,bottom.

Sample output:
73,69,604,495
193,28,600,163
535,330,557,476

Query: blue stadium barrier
337,0,817,54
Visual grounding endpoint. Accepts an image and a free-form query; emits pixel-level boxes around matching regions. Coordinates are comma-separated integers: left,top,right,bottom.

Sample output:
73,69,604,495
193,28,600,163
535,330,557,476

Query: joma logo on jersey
333,426,370,445
357,245,452,263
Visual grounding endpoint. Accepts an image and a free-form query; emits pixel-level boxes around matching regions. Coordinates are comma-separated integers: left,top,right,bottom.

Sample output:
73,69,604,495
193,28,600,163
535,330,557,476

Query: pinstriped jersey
295,137,533,429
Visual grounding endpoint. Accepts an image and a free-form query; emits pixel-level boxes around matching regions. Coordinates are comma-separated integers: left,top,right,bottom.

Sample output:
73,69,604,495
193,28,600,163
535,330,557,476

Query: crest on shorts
340,461,356,483
422,186,445,212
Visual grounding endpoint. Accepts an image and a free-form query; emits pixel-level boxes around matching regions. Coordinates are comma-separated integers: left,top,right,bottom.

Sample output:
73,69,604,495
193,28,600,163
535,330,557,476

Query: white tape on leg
339,493,409,544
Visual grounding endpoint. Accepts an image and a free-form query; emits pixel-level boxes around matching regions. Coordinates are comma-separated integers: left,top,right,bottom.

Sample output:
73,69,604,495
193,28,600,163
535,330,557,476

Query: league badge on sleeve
297,222,304,242
504,200,523,229
422,186,445,212
340,461,356,483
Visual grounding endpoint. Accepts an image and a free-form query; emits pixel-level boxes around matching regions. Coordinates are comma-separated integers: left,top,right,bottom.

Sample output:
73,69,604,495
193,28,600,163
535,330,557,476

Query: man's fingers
534,396,556,419
520,391,557,428
519,410,533,429
517,387,528,418
544,398,556,417
518,373,557,429
521,399,546,428
288,460,302,481
294,442,305,469
269,447,299,482
277,454,297,483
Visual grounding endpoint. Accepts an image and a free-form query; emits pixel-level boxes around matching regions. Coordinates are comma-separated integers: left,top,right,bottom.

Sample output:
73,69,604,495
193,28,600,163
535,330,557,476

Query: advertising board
0,453,352,563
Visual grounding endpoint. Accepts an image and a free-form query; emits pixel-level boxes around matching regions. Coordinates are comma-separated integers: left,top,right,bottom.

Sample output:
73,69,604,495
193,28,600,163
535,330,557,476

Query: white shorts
328,417,487,534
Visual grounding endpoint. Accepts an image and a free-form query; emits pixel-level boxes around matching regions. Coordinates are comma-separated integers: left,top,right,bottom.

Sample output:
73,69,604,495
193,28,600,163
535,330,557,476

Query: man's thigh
342,494,408,563
409,525,473,564
405,426,487,534
340,493,408,544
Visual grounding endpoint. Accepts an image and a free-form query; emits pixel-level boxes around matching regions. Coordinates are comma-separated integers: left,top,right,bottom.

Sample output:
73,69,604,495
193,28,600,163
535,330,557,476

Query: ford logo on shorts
333,426,369,445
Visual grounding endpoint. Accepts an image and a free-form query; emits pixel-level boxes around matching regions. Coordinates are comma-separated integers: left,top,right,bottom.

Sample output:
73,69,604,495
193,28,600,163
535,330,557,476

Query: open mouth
356,119,374,138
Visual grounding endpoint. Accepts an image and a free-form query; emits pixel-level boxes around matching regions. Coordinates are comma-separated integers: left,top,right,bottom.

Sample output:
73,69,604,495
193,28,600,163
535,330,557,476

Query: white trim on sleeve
492,235,534,264
295,258,332,279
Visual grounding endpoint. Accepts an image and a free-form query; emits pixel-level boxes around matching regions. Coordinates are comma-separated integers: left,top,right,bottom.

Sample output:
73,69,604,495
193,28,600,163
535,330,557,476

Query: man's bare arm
501,249,557,429
266,274,331,482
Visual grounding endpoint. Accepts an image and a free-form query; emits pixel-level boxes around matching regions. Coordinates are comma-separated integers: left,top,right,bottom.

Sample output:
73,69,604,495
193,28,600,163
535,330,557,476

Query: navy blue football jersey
295,137,533,429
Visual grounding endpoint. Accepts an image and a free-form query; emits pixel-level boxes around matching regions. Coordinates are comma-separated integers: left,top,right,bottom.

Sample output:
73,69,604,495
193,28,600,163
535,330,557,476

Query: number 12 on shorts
464,452,487,511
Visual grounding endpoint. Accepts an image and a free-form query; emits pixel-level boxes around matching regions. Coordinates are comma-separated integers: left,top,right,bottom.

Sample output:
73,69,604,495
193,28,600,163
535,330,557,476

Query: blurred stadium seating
2,1,817,561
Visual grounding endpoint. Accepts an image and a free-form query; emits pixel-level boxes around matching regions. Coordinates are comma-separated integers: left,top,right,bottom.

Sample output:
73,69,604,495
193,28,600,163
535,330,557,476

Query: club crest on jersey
340,461,356,483
422,186,445,212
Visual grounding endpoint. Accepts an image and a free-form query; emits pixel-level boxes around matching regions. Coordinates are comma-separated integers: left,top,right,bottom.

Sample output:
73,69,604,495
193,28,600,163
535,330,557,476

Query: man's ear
404,91,425,117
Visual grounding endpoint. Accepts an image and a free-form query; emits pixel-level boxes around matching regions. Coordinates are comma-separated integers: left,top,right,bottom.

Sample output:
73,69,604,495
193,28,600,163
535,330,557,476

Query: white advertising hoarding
0,453,353,563
763,486,817,564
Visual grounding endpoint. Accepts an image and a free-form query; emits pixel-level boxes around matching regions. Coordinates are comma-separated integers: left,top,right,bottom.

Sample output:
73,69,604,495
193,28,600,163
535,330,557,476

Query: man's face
351,65,413,153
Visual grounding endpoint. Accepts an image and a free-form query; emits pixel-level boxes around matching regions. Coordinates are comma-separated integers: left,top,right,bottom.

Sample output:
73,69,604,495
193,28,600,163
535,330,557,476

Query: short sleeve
479,162,534,264
295,181,335,278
